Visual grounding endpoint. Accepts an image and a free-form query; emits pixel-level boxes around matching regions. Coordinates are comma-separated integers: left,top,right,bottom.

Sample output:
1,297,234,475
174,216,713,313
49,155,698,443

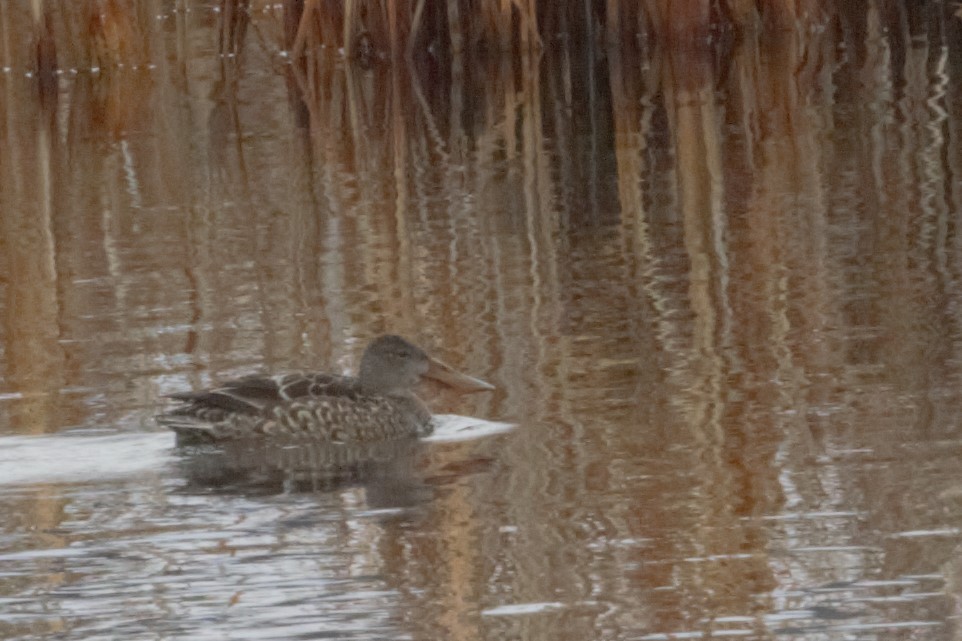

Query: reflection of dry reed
0,80,63,434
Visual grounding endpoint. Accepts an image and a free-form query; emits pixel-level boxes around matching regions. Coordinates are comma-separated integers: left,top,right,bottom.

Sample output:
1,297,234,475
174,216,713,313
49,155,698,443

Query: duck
158,335,494,445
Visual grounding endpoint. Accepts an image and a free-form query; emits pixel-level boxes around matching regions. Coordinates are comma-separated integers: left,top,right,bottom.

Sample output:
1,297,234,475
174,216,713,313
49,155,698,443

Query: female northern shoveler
158,335,494,444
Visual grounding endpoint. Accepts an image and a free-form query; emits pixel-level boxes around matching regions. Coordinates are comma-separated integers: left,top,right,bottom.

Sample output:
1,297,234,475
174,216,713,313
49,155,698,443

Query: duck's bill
425,357,495,392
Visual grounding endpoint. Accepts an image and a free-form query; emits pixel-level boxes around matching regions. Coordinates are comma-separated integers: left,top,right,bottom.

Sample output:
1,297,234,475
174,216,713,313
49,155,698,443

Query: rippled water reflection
4,3,962,640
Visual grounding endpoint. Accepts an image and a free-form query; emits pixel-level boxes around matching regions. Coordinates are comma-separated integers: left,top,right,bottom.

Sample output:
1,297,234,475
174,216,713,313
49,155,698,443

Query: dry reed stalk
219,0,251,56
407,0,426,57
387,0,399,58
31,0,57,79
762,0,798,27
518,0,540,50
343,0,356,56
642,0,665,43
286,55,325,166
473,0,490,51
723,0,758,29
86,0,144,68
514,0,529,51
291,0,319,58
606,0,620,44
497,0,511,51
55,3,84,71
644,0,711,43
281,0,302,51
0,3,13,72
761,0,826,28
362,0,395,60
325,1,346,48
792,0,826,26
447,0,463,54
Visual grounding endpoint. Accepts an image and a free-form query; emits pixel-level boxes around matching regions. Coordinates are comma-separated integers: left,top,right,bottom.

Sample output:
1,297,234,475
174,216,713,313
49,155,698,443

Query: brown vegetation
2,0,837,77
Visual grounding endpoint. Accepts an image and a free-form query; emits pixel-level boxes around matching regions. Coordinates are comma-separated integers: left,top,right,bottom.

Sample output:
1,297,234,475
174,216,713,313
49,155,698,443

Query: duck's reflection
175,438,433,506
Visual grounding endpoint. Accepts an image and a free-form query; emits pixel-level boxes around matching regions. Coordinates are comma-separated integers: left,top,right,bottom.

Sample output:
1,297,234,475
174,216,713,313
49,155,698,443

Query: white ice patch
424,414,517,442
0,433,173,486
481,602,565,616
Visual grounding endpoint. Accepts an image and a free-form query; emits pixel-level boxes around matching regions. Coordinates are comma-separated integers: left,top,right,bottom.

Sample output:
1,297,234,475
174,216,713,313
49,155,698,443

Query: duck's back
164,372,360,421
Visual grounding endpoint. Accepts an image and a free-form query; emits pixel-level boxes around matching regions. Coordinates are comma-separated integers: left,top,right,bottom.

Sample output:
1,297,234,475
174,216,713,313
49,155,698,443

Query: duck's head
358,335,494,396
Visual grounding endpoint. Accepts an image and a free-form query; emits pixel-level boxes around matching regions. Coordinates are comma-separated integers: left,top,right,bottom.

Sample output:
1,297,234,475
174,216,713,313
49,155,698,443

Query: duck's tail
157,415,219,445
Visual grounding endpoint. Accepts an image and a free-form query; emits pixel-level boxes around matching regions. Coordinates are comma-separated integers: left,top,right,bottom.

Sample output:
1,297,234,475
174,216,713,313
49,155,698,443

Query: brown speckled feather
165,373,361,422
200,395,429,441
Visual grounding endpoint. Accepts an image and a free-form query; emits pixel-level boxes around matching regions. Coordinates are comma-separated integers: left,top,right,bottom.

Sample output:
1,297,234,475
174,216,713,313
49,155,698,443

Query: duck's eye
395,350,411,359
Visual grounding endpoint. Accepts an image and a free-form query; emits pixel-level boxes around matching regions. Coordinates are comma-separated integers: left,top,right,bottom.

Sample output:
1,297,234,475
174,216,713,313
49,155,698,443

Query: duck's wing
165,372,361,417
165,393,424,445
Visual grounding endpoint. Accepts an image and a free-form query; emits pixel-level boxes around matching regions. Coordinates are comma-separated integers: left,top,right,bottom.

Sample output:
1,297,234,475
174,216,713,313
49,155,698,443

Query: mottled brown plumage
158,335,493,444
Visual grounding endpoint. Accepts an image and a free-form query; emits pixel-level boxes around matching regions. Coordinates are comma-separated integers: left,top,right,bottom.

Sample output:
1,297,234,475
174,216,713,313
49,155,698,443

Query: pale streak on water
0,434,173,486
0,416,513,486
3,3,962,640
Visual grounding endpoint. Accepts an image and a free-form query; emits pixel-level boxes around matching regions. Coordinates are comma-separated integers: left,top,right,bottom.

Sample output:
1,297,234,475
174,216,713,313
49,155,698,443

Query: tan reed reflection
0,71,75,633
598,16,962,634
0,76,65,434
604,39,779,630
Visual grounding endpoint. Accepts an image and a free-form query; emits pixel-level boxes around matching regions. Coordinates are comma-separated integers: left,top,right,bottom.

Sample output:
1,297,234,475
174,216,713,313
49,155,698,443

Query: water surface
3,3,962,640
